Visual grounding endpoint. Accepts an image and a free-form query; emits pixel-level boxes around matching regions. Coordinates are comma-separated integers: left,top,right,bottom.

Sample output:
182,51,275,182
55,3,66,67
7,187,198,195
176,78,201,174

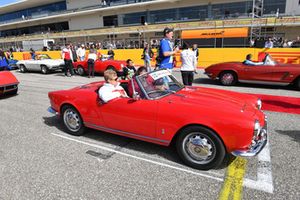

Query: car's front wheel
77,66,85,76
61,105,86,136
19,64,27,73
294,78,300,90
176,126,226,170
219,71,237,86
41,65,49,74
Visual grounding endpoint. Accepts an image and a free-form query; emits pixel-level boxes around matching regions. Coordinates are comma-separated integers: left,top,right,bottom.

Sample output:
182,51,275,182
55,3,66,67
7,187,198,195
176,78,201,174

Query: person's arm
161,40,178,57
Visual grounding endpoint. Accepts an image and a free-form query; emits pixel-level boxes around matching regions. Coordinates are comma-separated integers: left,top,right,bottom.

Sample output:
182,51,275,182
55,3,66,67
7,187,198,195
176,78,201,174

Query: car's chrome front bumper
47,106,58,115
232,119,268,157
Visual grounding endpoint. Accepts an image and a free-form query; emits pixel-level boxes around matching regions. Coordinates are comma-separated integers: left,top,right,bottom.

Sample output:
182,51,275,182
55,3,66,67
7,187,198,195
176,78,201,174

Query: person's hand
174,46,180,52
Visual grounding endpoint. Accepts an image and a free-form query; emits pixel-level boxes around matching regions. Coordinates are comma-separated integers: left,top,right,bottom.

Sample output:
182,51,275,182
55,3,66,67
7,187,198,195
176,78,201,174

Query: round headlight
257,99,262,110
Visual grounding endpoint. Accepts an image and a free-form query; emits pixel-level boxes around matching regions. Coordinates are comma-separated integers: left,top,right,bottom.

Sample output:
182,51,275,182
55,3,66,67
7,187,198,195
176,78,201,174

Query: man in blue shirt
158,27,179,70
244,54,264,66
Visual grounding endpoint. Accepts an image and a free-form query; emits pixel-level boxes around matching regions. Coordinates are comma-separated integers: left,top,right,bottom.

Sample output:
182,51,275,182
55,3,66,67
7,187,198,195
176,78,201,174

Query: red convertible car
205,54,300,89
48,70,267,170
0,71,19,95
73,59,126,76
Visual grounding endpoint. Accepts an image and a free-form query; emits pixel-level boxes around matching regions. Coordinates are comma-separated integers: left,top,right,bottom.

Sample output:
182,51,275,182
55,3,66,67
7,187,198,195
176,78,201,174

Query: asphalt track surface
0,69,299,200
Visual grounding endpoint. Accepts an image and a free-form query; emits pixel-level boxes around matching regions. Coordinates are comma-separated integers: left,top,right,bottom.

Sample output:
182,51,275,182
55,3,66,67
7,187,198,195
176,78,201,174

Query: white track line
50,132,274,193
243,141,274,193
50,132,223,182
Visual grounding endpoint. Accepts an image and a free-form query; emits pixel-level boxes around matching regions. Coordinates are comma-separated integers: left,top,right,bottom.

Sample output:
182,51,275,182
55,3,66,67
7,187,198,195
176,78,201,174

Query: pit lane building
0,0,300,49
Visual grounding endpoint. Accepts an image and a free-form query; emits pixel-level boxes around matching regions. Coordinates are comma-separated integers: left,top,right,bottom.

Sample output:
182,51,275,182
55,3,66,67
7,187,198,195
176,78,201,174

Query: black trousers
88,59,95,77
181,71,194,86
64,59,74,76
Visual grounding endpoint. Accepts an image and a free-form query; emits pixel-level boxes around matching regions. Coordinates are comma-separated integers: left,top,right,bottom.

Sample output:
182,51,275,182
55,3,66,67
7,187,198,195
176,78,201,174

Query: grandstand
0,0,300,49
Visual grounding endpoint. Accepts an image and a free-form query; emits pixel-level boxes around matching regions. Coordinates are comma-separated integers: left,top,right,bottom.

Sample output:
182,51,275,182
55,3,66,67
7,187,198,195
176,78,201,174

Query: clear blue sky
0,0,21,6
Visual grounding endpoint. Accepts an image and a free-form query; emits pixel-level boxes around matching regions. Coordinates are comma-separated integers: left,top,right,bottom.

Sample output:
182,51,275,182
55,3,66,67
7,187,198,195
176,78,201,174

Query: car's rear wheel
77,66,85,76
19,64,27,73
219,71,237,86
41,65,49,74
61,105,86,136
176,126,226,170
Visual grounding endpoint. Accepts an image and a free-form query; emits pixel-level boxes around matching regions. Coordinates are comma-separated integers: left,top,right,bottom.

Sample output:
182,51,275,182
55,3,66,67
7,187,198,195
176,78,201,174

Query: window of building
0,1,66,23
263,0,286,14
104,15,118,26
123,12,147,25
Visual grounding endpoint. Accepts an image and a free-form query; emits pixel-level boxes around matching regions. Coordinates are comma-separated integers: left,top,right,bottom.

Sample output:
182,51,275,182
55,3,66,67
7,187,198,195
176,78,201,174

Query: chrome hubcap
183,133,215,164
64,109,81,132
222,73,234,85
78,68,84,75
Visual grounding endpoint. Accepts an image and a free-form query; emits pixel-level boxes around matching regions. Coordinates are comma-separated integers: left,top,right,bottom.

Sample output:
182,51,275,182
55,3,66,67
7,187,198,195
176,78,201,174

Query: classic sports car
0,71,19,95
48,70,267,170
73,59,126,76
17,54,65,74
205,54,300,89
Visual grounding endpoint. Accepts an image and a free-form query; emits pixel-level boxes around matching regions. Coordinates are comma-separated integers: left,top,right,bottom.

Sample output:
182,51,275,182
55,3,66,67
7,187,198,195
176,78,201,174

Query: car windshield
37,54,51,60
263,55,277,65
136,70,184,99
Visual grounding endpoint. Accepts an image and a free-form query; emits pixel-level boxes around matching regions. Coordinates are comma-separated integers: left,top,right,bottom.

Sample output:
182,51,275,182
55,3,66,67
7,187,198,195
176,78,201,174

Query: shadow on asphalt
194,77,297,91
275,130,300,143
43,115,231,171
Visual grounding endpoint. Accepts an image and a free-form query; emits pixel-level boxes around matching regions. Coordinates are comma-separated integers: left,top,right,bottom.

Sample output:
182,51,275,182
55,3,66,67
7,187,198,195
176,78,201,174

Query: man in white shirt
76,44,86,61
180,43,197,86
99,70,128,103
264,37,274,48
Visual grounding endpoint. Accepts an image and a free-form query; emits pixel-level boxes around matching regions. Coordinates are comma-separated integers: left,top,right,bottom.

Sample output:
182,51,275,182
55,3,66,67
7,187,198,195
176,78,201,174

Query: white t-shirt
99,82,127,103
88,53,97,61
180,49,197,71
77,47,86,57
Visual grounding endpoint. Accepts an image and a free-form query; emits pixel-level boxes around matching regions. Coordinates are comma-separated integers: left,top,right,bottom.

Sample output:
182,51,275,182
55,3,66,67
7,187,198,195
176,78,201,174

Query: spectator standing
123,59,136,80
142,43,154,72
264,37,274,48
291,36,300,48
62,44,75,77
87,45,97,78
0,50,9,70
158,27,179,70
30,48,36,60
180,43,197,86
192,44,199,61
6,48,14,60
70,43,78,62
77,44,86,61
282,39,290,48
107,46,115,60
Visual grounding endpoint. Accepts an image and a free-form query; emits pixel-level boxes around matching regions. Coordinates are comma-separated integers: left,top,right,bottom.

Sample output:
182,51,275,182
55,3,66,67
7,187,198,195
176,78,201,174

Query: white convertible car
17,54,65,74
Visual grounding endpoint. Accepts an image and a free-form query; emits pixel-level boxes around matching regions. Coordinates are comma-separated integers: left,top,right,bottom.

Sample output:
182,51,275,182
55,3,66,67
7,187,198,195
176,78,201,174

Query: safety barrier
12,48,300,68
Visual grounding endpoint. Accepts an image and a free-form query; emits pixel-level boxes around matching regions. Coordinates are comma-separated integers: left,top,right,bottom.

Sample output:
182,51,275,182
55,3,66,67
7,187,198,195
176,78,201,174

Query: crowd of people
250,36,300,48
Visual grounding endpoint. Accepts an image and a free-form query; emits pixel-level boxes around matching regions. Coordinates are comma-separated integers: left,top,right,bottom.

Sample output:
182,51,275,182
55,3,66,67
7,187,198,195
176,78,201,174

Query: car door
94,60,105,73
242,64,274,82
270,64,295,83
26,60,40,71
97,98,158,139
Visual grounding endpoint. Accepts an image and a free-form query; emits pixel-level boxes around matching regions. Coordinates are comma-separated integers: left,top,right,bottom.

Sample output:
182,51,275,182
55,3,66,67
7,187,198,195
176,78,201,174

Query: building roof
0,0,63,15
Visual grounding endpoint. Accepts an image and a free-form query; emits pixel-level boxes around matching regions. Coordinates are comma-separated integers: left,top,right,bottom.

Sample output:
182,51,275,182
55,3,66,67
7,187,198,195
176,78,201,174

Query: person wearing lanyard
158,27,179,71
87,45,97,78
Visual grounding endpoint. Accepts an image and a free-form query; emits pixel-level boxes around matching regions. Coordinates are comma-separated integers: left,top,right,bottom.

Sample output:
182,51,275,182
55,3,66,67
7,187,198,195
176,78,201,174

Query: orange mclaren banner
182,28,249,39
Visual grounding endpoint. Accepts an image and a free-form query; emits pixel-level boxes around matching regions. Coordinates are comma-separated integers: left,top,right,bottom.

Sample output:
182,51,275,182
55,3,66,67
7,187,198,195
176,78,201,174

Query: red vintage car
48,70,267,170
73,59,126,76
205,54,300,89
0,71,19,95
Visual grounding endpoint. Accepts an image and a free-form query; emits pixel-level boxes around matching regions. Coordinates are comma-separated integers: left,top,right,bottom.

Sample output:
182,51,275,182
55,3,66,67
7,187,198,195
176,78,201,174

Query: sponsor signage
181,28,249,39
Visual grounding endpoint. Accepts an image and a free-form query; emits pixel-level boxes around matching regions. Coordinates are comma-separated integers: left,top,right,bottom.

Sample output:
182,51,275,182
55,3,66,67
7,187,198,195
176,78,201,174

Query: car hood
175,86,257,112
0,71,19,85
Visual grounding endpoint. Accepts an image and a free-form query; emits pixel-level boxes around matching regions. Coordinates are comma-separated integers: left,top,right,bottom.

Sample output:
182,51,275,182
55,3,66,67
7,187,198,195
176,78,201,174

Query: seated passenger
154,78,169,91
243,54,264,66
99,70,128,103
128,66,147,98
122,59,136,80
